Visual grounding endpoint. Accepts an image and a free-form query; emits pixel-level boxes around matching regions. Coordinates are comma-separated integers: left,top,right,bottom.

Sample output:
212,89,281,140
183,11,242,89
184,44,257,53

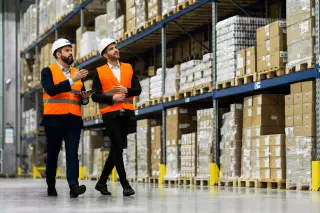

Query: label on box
276,147,281,156
300,21,309,34
271,115,278,120
255,127,260,136
257,107,261,115
247,129,251,137
168,110,171,116
266,55,270,61
264,136,270,146
266,40,270,51
248,108,252,116
247,60,251,65
245,139,251,147
258,96,262,105
246,68,251,74
276,159,281,167
276,135,280,145
247,51,251,57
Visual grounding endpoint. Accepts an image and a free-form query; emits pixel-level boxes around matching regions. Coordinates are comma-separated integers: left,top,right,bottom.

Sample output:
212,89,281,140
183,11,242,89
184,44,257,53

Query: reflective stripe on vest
43,99,81,106
43,89,79,95
99,99,134,109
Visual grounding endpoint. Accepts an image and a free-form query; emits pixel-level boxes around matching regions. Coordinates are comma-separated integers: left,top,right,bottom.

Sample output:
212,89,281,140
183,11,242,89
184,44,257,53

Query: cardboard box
266,51,287,68
290,82,302,94
294,104,303,115
286,116,294,127
148,66,156,77
260,134,285,146
244,96,253,107
257,56,266,72
287,18,315,45
294,114,303,125
252,105,285,127
302,81,315,92
257,25,270,43
303,124,315,136
286,0,314,26
260,168,271,179
294,93,303,104
285,95,294,105
251,126,285,137
303,91,315,103
303,113,315,126
243,107,253,128
269,21,287,38
303,102,315,114
236,49,246,76
246,46,256,57
260,147,270,158
271,168,285,179
294,125,303,136
260,157,270,168
270,36,287,53
270,146,285,157
253,94,284,106
257,44,267,58
285,105,294,116
270,157,285,169
246,46,256,74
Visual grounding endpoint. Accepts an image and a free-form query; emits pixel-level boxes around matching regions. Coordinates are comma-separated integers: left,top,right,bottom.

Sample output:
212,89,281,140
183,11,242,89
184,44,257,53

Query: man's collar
56,61,70,72
107,61,120,69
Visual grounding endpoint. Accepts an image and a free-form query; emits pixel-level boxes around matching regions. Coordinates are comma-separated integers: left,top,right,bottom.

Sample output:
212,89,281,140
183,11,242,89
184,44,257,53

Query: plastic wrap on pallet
287,37,315,69
165,65,180,96
196,108,213,179
286,136,315,186
162,0,177,16
151,126,161,177
150,69,163,99
138,78,150,106
219,104,243,180
21,4,38,49
137,120,151,179
148,0,161,20
95,14,114,39
286,0,315,26
135,0,147,29
216,16,276,82
165,146,181,179
126,133,137,179
113,15,125,39
181,133,197,178
179,60,203,91
80,31,97,58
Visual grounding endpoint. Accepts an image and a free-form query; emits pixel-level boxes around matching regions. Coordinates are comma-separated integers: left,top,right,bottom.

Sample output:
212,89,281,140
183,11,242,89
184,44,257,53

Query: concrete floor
0,179,320,213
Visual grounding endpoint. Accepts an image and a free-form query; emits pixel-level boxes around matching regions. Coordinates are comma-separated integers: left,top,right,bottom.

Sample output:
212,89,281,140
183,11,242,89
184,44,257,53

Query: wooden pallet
194,178,209,186
258,179,286,190
255,68,285,81
150,176,159,184
164,178,183,186
137,177,150,183
145,16,162,28
124,30,136,39
216,79,234,90
162,10,175,19
128,177,136,183
219,179,238,187
136,25,145,33
193,83,213,96
286,60,315,74
163,94,179,103
181,177,194,185
286,181,311,191
238,179,259,188
150,97,162,106
137,101,150,109
178,89,193,99
235,74,255,86
176,0,194,12
83,116,95,121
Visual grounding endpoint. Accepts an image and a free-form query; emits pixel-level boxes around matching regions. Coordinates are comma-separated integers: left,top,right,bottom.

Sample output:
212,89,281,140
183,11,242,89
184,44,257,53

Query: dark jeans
45,125,81,188
99,116,129,187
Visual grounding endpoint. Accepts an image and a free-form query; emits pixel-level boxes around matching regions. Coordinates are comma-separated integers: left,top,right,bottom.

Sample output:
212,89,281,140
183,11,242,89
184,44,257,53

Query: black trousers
45,125,81,187
99,116,129,187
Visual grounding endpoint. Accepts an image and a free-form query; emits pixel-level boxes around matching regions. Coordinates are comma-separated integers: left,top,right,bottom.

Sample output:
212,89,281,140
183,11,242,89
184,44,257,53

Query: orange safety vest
42,64,83,116
97,63,134,114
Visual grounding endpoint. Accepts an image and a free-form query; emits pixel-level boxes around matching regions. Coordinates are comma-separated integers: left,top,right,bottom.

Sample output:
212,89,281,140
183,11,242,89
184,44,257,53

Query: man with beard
91,38,141,196
40,38,89,198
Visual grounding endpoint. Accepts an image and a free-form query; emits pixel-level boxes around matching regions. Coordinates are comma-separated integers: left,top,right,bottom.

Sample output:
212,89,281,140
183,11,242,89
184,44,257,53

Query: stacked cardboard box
286,0,315,72
39,0,50,35
162,0,177,16
285,81,316,188
137,78,150,106
126,0,136,32
40,43,55,70
113,15,125,40
137,119,160,179
219,104,243,180
80,31,98,58
82,80,99,119
126,133,137,179
216,16,274,82
76,27,94,59
196,108,213,179
21,4,37,49
181,133,197,177
147,0,161,20
236,46,257,76
165,107,197,179
135,0,147,29
150,68,163,99
193,53,214,86
241,94,285,179
256,20,287,72
179,60,202,91
22,109,37,135
151,126,161,176
21,60,33,91
164,65,180,96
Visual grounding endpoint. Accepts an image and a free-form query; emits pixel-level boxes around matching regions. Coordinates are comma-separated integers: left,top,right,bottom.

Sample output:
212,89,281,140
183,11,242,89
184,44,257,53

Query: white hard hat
97,37,116,56
52,38,72,56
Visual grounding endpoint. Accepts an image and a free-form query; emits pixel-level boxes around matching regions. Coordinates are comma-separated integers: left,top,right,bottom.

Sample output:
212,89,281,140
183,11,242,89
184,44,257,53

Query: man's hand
72,69,88,82
112,93,126,103
114,84,128,95
79,90,92,99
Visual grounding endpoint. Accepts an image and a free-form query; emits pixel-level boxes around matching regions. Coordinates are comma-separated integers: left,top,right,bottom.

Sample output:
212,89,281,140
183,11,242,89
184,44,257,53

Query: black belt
119,109,125,116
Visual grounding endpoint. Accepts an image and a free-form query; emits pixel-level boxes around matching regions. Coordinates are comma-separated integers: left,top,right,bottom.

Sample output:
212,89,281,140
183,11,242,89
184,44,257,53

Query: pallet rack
19,0,320,190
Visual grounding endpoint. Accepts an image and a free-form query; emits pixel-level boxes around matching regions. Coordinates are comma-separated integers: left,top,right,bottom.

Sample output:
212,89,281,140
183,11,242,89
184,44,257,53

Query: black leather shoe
70,185,86,198
47,187,58,197
95,183,111,195
123,185,135,196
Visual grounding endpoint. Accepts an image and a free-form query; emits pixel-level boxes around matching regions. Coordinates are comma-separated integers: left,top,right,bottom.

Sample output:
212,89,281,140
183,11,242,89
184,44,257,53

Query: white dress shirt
108,61,121,82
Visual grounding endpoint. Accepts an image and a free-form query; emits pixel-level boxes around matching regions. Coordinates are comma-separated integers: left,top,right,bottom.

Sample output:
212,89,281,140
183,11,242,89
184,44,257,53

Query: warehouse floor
0,179,319,213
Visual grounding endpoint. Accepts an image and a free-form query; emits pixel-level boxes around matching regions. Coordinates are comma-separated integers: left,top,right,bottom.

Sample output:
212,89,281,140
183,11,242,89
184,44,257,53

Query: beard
61,55,74,65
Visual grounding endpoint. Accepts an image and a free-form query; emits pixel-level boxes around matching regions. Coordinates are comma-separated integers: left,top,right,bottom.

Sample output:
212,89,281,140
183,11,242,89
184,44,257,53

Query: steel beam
315,0,320,161
161,26,166,165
